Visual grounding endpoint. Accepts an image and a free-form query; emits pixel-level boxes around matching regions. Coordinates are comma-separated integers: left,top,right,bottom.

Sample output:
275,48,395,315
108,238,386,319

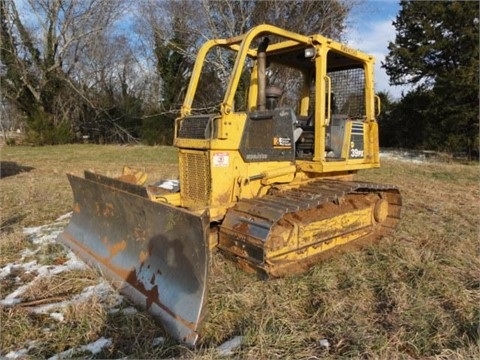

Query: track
218,179,402,277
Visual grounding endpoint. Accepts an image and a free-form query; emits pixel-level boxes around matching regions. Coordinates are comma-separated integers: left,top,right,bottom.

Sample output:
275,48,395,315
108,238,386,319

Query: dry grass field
1,144,479,359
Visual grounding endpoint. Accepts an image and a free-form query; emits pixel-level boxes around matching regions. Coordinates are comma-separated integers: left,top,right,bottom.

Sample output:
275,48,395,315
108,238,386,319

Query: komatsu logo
246,153,268,160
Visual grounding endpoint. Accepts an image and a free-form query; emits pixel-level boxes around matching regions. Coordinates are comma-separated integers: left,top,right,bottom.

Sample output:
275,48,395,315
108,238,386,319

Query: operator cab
253,40,369,163
176,25,379,173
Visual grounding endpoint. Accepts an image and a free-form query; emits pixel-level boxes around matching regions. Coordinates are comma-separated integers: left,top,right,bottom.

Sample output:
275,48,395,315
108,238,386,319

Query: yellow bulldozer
58,24,401,346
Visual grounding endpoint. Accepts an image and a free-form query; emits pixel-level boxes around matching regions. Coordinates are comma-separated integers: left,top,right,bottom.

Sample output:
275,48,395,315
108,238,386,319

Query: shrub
25,110,74,145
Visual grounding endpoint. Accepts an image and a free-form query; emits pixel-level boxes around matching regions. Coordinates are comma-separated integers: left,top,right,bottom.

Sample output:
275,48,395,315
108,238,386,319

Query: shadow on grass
0,213,27,233
0,161,34,179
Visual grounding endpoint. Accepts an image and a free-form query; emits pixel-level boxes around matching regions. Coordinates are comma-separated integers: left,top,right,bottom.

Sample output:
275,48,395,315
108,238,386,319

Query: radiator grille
180,151,211,207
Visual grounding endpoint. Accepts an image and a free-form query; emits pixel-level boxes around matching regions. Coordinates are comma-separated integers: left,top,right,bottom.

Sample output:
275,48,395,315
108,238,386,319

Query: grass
1,144,178,229
1,144,479,359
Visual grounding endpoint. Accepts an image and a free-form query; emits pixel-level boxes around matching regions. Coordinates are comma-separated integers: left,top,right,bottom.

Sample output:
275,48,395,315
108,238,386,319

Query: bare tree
1,0,357,145
134,0,354,115
1,0,129,143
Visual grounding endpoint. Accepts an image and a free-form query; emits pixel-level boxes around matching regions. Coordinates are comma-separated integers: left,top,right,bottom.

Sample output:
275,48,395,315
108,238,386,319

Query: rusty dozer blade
57,173,209,346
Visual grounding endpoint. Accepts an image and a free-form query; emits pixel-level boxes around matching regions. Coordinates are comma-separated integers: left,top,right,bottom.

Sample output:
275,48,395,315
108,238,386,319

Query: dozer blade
57,173,209,346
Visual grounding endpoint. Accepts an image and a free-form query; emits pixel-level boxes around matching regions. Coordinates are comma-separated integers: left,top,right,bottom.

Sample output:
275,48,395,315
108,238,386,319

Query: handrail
324,75,332,126
181,24,313,118
181,39,228,117
375,95,381,117
222,24,313,116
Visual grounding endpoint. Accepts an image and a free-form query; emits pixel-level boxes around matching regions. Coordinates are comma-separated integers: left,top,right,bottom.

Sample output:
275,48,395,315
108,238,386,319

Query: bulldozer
58,24,401,346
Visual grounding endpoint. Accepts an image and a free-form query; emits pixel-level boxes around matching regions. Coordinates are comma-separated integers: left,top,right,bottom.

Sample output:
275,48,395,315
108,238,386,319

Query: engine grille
179,151,211,208
177,115,211,139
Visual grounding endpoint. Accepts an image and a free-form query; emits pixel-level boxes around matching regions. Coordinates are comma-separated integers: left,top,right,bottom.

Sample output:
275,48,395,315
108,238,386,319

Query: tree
135,0,201,144
383,1,479,157
377,91,399,148
250,0,351,39
135,0,353,143
2,0,356,145
199,0,353,102
73,33,146,143
0,0,134,144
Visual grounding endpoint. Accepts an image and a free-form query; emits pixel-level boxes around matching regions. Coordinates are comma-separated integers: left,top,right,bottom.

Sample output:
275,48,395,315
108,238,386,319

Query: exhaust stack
257,37,270,111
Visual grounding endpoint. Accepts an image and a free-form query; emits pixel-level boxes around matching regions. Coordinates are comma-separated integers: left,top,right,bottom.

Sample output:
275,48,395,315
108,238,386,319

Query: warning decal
212,152,229,167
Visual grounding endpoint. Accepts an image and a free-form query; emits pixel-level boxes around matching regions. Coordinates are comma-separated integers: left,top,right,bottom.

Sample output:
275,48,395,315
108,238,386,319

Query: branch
61,75,139,143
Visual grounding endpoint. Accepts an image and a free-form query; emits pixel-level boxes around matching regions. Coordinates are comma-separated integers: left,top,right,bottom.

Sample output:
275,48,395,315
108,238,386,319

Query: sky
347,0,410,99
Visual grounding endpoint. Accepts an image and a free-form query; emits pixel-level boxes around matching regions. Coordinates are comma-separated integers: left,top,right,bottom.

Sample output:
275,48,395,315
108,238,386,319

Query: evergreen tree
383,1,479,157
142,17,193,145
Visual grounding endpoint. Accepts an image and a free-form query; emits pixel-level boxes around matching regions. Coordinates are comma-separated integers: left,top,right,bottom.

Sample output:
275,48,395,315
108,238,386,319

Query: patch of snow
120,306,138,315
0,282,31,306
1,253,89,307
217,336,243,356
379,149,460,164
73,281,122,306
23,226,43,236
19,247,39,259
46,337,112,360
28,281,122,316
1,215,122,359
4,341,38,359
29,300,71,315
55,212,73,222
0,263,31,280
30,228,64,245
152,337,165,347
35,252,87,277
108,305,138,316
50,312,64,322
318,338,330,350
85,337,112,355
21,260,40,273
0,264,14,278
4,348,29,359
380,150,426,164
155,179,180,191
22,212,71,245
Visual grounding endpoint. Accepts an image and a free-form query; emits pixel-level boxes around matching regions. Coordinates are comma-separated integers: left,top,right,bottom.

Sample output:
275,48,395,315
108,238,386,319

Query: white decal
274,137,292,147
213,152,229,167
350,148,364,158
